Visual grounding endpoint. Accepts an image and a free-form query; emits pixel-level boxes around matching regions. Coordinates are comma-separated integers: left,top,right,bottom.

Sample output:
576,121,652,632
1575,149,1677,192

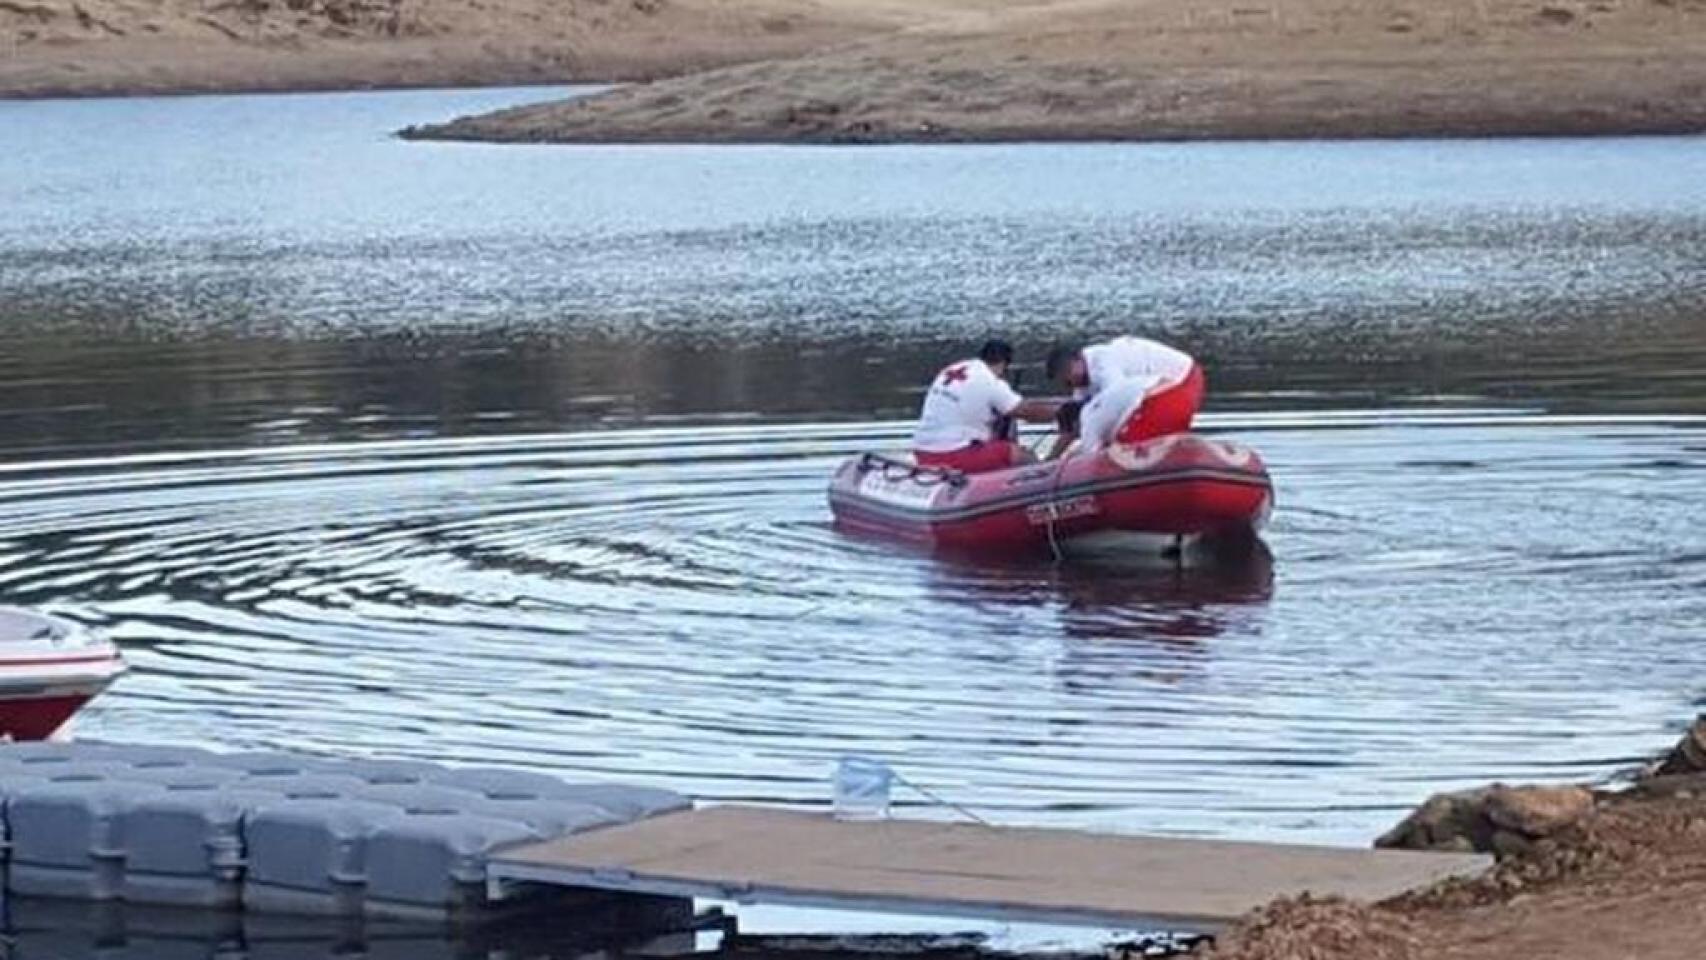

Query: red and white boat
0,608,127,741
828,433,1273,555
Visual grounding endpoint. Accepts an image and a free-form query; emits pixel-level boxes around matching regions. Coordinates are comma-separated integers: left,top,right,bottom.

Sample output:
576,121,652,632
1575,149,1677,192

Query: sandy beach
6,0,1704,143
400,0,1706,143
0,0,925,98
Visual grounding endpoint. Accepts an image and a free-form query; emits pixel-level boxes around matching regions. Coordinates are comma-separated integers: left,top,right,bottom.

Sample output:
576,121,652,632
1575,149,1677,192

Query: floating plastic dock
490,806,1490,930
1,743,1490,934
0,894,696,960
0,742,688,919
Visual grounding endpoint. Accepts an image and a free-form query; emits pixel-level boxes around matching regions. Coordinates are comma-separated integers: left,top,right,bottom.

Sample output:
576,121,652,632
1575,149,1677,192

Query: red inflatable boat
828,433,1272,554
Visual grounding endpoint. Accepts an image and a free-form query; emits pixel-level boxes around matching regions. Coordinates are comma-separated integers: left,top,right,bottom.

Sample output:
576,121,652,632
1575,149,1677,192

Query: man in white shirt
911,340,1061,474
1044,336,1205,455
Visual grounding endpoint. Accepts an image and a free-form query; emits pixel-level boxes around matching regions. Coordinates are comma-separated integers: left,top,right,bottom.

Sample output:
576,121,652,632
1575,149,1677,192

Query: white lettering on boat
1026,495,1099,526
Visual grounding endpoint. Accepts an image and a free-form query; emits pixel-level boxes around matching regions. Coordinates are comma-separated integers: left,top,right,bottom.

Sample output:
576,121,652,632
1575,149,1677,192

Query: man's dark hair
1045,344,1081,381
978,339,1015,367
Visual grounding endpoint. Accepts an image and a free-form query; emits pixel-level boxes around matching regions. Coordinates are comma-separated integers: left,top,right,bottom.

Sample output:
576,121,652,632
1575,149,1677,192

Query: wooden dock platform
488,806,1489,930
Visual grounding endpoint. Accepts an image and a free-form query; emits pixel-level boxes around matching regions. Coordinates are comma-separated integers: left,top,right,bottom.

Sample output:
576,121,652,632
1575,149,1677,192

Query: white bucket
832,756,893,821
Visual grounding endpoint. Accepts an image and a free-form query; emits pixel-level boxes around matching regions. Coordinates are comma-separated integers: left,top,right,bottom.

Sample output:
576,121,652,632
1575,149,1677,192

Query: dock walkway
490,806,1489,931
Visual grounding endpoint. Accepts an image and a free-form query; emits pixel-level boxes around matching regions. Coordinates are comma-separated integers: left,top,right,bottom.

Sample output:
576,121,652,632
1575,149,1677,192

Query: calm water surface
2,88,1705,951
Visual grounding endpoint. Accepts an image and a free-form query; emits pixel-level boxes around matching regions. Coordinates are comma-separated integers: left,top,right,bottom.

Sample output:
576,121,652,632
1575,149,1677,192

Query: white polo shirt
1076,377,1150,453
911,359,1024,452
1081,336,1195,399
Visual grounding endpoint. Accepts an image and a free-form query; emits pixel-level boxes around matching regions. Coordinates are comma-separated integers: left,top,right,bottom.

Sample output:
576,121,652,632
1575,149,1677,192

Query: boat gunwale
829,464,1271,526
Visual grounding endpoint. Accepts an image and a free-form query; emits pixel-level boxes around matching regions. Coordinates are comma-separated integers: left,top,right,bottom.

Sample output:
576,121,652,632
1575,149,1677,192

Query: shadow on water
3,91,1706,459
1052,539,1276,643
0,894,696,960
927,538,1276,641
2,299,1704,460
921,541,1276,698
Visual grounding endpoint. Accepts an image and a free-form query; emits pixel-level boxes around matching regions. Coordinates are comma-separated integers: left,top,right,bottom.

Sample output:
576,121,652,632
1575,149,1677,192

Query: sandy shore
401,0,1706,143
8,0,1705,144
0,0,929,98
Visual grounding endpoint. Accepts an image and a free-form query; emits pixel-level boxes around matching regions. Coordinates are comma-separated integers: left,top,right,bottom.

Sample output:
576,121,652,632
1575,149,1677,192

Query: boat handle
856,453,967,488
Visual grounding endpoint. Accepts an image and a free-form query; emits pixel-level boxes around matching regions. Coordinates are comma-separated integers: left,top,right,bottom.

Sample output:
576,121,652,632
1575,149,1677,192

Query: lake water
2,88,1705,952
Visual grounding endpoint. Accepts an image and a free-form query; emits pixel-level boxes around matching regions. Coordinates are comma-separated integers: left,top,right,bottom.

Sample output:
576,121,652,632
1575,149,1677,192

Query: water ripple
0,412,1694,844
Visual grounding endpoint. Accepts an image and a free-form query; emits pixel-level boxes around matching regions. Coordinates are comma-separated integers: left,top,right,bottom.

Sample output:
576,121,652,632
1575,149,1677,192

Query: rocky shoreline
1198,716,1706,960
692,721,1706,960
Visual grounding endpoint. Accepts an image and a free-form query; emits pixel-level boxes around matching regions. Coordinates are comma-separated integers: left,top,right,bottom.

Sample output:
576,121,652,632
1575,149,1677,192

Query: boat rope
1023,415,1076,564
861,763,1221,960
890,768,993,827
1044,444,1069,565
1045,502,1064,564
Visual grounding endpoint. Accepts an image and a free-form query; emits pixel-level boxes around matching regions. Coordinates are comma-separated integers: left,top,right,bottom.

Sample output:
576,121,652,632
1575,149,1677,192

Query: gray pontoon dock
0,742,1488,934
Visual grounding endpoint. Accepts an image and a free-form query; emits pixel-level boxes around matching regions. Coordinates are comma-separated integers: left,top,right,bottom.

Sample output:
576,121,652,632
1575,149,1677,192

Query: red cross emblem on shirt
941,364,969,386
